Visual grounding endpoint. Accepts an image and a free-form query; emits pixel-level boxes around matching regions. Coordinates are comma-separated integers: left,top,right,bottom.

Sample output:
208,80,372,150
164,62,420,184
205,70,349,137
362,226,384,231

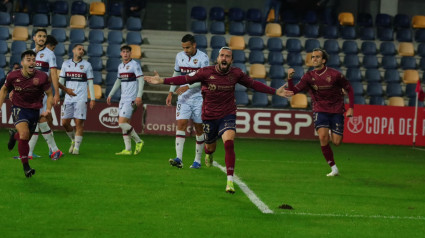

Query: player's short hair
46,35,58,46
33,28,47,36
219,46,233,59
120,45,132,51
21,50,36,60
73,43,84,49
312,48,329,64
181,34,196,44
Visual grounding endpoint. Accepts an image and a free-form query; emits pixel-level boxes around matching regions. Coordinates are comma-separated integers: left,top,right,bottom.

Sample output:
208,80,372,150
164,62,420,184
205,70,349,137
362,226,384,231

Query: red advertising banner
0,100,143,133
344,104,425,146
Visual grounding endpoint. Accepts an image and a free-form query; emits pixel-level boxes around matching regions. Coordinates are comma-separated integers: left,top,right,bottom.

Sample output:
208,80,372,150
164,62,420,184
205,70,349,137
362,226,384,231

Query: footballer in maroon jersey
287,48,354,177
145,47,293,193
0,50,52,178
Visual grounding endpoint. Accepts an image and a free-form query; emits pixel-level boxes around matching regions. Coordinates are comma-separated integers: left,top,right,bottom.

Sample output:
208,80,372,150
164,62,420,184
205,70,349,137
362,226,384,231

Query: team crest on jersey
312,84,318,91
209,75,215,79
33,78,40,85
326,76,332,82
80,65,84,70
126,65,130,70
208,84,217,91
40,53,44,58
193,59,198,65
228,76,234,83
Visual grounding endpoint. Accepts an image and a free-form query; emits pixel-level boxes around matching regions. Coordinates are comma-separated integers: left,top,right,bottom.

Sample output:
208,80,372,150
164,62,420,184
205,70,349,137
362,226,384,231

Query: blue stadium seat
367,83,383,96
191,20,207,34
419,57,425,70
361,41,377,55
92,71,103,85
0,68,5,85
286,38,302,52
71,0,87,15
365,69,381,82
108,2,122,16
88,30,104,43
232,50,246,63
0,40,8,54
0,54,6,68
193,34,206,49
126,17,142,31
327,54,341,68
357,13,373,27
346,68,362,82
303,24,320,38
359,27,375,40
52,1,69,14
191,6,207,20
54,43,66,56
304,39,320,52
9,54,21,66
405,83,417,98
210,35,226,49
268,51,284,65
396,28,412,42
400,57,417,69
415,29,425,42
270,79,284,89
246,22,263,36
56,56,64,69
107,44,121,58
340,26,356,39
252,79,268,107
51,14,67,28
35,1,50,14
267,38,283,51
284,24,300,37
286,53,303,66
70,29,85,43
235,91,249,106
394,14,410,29
88,57,103,71
33,14,49,27
386,83,403,97
342,40,358,54
354,95,366,105
272,95,289,108
369,96,385,105
126,31,142,45
248,37,264,50
384,69,401,83
107,31,123,44
229,21,245,35
210,21,225,34
249,50,265,64
89,15,105,29
106,58,121,72
14,13,30,26
0,27,9,40
323,25,338,39
106,85,121,102
87,43,103,57
209,7,225,21
381,56,398,69
352,82,365,96
67,43,78,57
11,41,27,55
291,66,304,80
282,9,299,24
408,97,424,107
304,10,318,24
210,49,219,63
246,8,262,22
362,55,379,69
269,65,286,79
377,27,394,41
232,63,247,73
106,73,117,86
235,83,247,92
343,54,360,68
0,12,11,25
107,16,124,30
417,43,425,57
380,42,396,55
375,13,392,28
228,7,245,22
323,39,339,54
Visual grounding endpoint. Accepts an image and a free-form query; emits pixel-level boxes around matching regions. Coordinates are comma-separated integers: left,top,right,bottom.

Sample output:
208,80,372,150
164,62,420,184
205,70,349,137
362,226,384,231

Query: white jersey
174,49,209,103
33,47,57,76
117,59,143,102
60,59,94,103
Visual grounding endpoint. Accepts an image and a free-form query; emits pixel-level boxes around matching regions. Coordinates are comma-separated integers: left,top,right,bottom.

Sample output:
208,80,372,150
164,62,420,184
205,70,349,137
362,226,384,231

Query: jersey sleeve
42,74,52,91
134,62,143,77
86,62,94,79
185,67,206,83
49,53,57,69
201,53,210,67
4,73,13,90
59,63,66,77
174,54,180,72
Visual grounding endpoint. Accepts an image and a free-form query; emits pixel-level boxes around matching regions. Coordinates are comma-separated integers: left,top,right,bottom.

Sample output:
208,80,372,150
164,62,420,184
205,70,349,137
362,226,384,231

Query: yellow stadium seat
249,64,266,79
89,2,106,15
338,12,355,26
290,94,308,108
412,15,425,29
229,36,245,50
265,23,282,37
398,42,415,56
403,70,419,84
388,97,405,107
130,45,142,59
12,27,28,41
70,15,86,29
305,52,313,67
88,84,102,100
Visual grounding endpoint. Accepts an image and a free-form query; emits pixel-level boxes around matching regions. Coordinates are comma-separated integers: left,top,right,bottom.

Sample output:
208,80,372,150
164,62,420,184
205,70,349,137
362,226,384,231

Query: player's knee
333,139,342,146
19,131,30,140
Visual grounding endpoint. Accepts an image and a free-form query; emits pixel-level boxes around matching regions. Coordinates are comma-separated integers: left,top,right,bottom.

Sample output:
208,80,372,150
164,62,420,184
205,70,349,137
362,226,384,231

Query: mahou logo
99,107,119,128
347,116,364,134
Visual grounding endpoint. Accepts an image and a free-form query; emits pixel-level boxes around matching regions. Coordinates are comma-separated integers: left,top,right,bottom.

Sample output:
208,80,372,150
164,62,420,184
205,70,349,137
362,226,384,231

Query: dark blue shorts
313,112,344,135
11,106,40,134
202,114,236,144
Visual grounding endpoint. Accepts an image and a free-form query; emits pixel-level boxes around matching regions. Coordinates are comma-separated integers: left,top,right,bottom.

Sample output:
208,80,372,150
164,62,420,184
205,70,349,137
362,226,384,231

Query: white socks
175,130,185,160
195,134,204,163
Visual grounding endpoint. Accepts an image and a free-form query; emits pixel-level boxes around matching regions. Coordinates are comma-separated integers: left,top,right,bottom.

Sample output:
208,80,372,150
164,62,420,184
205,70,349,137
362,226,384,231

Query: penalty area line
213,161,273,214
412,147,425,151
280,212,425,221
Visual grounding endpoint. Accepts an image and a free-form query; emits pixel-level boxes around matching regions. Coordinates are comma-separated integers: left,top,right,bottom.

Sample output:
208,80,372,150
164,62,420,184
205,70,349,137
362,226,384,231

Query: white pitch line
412,147,425,151
280,212,425,220
213,161,273,214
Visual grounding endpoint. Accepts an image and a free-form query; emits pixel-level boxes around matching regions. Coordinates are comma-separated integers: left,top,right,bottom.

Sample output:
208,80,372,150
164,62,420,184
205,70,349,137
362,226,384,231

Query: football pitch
0,129,424,237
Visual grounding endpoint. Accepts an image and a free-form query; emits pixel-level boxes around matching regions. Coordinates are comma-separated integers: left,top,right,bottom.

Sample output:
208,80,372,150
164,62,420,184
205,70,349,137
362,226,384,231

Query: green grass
0,129,424,237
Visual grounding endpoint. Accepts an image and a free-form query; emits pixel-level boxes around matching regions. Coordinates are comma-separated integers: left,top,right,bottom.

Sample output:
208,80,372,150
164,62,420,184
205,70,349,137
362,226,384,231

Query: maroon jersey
164,65,276,120
5,69,50,109
288,66,354,114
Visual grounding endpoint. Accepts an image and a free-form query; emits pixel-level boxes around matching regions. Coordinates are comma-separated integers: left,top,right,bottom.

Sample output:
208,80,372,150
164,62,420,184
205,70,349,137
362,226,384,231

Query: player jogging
107,45,144,155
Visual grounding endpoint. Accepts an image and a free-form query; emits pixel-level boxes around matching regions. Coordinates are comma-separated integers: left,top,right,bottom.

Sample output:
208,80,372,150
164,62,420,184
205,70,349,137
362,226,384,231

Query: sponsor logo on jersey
312,85,318,91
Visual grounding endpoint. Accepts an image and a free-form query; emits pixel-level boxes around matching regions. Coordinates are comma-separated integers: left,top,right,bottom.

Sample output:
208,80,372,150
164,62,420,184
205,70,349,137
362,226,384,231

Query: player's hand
90,100,95,109
287,68,295,79
65,88,76,96
135,97,142,107
175,85,189,95
106,96,111,105
54,94,60,105
276,86,294,98
9,90,14,101
144,71,164,84
41,109,52,117
166,93,172,106
346,108,353,117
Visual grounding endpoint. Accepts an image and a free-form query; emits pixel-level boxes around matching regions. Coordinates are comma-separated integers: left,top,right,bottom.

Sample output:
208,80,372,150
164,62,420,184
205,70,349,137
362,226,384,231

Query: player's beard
218,61,231,72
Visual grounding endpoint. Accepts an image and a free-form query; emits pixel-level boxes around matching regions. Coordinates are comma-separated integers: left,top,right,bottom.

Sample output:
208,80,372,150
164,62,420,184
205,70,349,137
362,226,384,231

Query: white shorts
39,94,48,115
61,101,87,120
176,99,202,123
119,101,136,118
